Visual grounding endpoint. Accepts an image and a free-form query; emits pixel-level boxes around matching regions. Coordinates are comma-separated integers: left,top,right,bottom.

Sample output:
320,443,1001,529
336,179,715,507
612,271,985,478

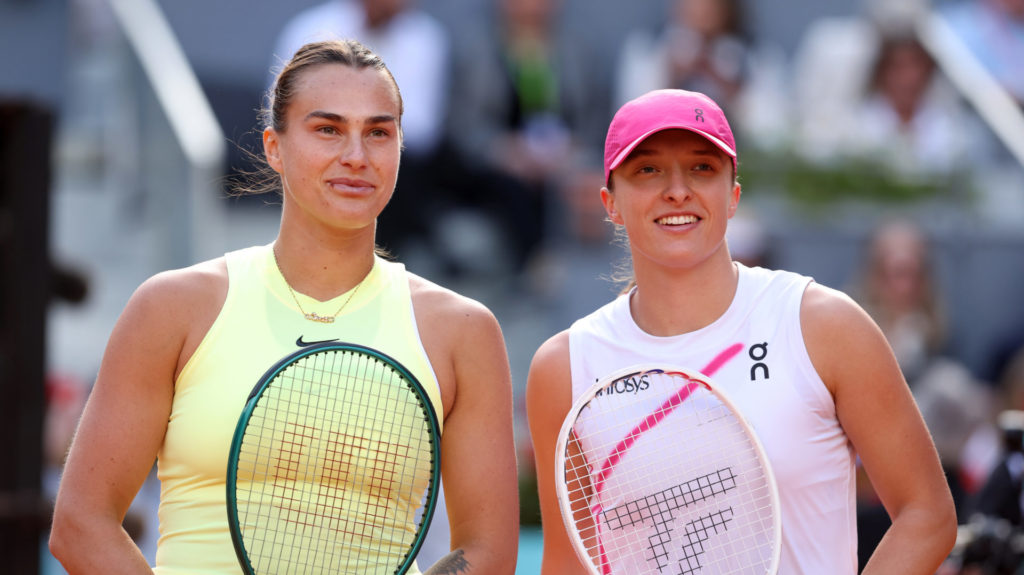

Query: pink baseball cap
603,89,737,185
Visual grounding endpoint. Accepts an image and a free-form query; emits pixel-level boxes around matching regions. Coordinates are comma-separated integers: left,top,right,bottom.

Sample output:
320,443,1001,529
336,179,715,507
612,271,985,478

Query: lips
326,177,374,194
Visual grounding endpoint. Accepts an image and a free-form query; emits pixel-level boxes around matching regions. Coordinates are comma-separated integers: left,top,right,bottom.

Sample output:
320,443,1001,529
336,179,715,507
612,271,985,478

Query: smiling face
602,129,740,271
263,63,402,234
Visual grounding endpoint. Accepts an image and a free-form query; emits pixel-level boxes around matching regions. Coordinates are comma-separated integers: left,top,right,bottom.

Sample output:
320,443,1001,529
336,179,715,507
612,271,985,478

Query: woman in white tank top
526,88,956,574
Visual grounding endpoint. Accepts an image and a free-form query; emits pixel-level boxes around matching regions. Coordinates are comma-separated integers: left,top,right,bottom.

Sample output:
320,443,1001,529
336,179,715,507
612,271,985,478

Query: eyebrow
304,110,398,125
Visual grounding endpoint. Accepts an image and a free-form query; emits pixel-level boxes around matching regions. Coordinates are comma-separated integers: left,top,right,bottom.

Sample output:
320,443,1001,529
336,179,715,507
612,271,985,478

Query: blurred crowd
44,0,1024,572
260,0,1024,277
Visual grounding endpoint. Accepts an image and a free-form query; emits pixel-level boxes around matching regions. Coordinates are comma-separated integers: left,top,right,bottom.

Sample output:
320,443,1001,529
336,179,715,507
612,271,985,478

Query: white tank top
568,263,857,575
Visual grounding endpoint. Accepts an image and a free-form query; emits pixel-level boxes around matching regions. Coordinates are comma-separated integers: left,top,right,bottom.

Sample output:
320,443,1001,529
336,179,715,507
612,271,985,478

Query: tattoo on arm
427,549,472,574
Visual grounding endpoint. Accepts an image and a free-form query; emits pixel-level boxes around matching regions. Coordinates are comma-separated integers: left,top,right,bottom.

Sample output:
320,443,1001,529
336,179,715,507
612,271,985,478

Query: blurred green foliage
737,145,974,210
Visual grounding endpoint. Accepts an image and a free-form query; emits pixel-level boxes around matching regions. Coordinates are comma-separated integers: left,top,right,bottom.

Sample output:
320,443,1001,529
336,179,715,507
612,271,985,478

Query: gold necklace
272,249,364,324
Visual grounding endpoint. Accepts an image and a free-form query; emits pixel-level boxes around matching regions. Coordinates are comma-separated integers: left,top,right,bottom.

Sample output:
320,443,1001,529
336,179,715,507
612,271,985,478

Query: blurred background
3,0,1024,572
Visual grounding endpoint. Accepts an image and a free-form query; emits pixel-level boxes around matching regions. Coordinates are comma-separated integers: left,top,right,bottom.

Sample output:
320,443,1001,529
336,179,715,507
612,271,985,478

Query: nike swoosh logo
296,336,340,347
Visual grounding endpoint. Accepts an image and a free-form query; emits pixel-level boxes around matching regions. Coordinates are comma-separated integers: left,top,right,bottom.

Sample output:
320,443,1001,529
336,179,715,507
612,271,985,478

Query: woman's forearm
861,505,957,574
49,514,152,574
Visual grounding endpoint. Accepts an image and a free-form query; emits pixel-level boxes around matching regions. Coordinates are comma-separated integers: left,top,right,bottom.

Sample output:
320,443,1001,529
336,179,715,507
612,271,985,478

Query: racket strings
563,371,777,574
234,350,437,574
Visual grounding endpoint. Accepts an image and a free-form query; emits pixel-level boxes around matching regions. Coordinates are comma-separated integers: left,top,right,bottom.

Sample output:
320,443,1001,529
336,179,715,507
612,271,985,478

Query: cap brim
608,125,737,175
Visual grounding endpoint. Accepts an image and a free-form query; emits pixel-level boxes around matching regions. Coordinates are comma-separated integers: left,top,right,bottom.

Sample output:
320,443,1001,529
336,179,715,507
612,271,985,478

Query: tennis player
526,88,956,574
50,40,519,574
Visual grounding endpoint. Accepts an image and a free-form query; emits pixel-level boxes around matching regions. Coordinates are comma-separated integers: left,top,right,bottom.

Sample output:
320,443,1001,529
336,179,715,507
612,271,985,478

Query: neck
273,194,381,300
272,232,376,302
628,253,739,337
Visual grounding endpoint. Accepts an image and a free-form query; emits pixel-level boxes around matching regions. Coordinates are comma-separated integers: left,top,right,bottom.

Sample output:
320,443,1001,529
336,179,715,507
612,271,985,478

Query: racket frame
226,341,442,575
553,363,782,575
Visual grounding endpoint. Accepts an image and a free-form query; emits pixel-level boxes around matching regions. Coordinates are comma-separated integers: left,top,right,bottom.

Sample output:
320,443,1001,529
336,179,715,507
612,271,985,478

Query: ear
726,181,742,219
263,127,283,173
601,186,624,225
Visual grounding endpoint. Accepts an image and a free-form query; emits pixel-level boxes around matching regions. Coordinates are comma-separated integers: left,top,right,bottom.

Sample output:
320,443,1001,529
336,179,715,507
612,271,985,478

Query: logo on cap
695,108,705,123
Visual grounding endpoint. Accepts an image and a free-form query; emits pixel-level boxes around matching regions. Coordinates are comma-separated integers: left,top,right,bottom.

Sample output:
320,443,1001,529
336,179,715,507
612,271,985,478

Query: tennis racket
555,364,780,575
226,342,442,575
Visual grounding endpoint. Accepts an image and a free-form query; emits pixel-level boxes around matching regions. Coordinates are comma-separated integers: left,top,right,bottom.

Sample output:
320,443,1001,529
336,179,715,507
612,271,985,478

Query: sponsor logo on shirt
749,342,770,381
295,336,340,348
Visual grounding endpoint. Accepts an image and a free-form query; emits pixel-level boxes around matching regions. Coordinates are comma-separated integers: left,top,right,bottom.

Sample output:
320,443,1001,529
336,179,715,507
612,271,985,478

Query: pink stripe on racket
591,343,744,574
591,343,744,495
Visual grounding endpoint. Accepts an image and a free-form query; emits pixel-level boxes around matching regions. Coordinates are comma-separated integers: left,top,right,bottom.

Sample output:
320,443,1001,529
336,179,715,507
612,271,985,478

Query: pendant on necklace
304,312,336,324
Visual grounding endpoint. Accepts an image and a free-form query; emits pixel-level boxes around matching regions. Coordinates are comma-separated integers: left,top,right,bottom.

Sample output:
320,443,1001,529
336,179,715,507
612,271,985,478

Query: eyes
629,159,719,177
314,125,393,139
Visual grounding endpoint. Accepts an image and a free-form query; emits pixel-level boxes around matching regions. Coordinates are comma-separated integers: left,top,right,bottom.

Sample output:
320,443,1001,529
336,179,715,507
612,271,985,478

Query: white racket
554,364,781,575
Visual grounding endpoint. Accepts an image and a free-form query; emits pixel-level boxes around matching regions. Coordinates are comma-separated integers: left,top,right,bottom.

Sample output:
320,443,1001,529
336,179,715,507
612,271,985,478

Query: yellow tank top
154,244,441,574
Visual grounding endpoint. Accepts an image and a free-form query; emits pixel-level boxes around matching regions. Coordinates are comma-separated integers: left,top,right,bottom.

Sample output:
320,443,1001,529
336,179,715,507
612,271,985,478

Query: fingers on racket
228,344,441,575
555,365,780,575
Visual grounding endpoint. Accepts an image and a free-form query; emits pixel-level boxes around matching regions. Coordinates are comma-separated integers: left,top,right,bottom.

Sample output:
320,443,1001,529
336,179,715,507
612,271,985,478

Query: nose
661,167,691,203
338,137,368,168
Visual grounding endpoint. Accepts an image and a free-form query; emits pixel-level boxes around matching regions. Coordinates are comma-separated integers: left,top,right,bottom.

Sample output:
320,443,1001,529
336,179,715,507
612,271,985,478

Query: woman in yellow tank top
50,39,520,574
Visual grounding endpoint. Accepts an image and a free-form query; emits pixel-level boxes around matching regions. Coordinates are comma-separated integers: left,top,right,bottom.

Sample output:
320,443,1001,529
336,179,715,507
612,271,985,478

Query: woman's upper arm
526,331,588,575
438,298,519,570
55,269,206,524
801,283,954,522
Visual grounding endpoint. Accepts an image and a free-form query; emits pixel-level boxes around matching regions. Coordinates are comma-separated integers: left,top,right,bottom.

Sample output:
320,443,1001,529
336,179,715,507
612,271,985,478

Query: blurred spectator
613,0,750,113
941,0,1024,107
613,0,790,151
444,0,605,274
790,2,881,161
850,219,948,382
793,9,982,179
270,0,454,259
843,32,977,179
791,0,1024,227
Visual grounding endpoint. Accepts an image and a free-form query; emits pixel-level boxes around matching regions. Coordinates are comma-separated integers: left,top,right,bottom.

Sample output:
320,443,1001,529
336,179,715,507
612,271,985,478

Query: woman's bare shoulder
135,258,227,308
800,280,893,394
407,272,498,327
531,329,571,374
801,281,878,342
121,257,229,339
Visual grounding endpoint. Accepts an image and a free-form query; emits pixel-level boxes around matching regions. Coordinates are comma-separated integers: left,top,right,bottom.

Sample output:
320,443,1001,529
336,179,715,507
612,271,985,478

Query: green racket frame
226,342,442,575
